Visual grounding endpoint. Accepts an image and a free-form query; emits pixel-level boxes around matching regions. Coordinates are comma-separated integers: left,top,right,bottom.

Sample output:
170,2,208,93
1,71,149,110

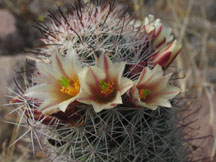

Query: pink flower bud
149,40,182,69
144,15,174,49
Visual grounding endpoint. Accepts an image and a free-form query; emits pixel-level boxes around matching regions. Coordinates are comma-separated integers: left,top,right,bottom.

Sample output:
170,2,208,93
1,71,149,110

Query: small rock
0,9,24,55
0,9,16,38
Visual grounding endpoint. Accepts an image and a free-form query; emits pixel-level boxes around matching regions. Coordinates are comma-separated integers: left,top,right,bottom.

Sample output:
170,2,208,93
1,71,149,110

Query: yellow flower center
139,88,151,100
99,80,114,97
58,76,80,97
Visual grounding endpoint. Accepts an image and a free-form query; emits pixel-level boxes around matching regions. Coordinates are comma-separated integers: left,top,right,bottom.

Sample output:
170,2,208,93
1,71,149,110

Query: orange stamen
139,88,151,100
99,80,114,97
60,76,80,97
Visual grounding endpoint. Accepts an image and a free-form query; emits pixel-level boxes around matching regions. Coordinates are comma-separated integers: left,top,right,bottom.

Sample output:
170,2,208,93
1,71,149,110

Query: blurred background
0,0,216,161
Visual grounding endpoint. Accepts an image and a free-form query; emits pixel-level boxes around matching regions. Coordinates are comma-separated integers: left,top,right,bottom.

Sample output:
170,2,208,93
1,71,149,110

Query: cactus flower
25,50,83,114
77,54,133,113
149,40,182,69
131,64,180,110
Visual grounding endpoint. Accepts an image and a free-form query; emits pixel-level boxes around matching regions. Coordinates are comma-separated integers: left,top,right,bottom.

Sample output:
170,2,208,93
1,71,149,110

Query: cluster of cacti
8,0,194,161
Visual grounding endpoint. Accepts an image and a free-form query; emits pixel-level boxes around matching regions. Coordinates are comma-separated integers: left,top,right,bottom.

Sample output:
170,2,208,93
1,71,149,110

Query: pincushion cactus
7,1,195,162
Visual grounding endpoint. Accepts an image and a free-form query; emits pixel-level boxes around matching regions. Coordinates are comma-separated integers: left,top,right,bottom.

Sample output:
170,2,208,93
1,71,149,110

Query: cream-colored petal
58,97,76,112
91,103,104,113
97,54,126,80
141,103,158,110
153,20,173,49
38,100,59,114
52,50,68,79
36,62,61,84
78,67,92,94
77,93,103,112
148,64,164,80
144,15,155,33
78,67,88,81
97,54,114,76
150,98,172,108
25,84,57,100
159,100,172,107
137,64,163,86
111,62,126,82
118,77,133,95
159,85,180,99
154,25,173,49
131,87,141,102
148,73,172,93
110,91,122,105
76,90,93,104
62,50,81,78
133,96,157,110
38,98,59,113
91,98,119,113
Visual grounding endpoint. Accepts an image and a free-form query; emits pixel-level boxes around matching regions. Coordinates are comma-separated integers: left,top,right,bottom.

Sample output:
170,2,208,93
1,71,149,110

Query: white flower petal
39,101,59,114
98,54,113,76
150,99,172,108
110,92,122,105
143,103,158,110
131,88,141,103
119,77,133,94
58,98,76,112
63,50,82,78
76,90,92,104
112,62,126,82
36,62,61,84
137,64,163,86
159,85,180,99
149,73,172,93
25,84,57,99
53,53,68,77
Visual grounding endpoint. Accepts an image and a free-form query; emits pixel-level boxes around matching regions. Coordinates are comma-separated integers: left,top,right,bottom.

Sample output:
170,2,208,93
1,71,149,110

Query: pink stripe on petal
40,102,58,112
111,104,117,107
103,55,109,77
119,83,133,93
147,30,155,37
77,97,89,101
161,41,174,52
160,90,179,95
77,95,94,101
89,67,100,84
143,72,155,85
154,25,162,40
155,37,166,49
148,89,178,103
138,78,162,91
55,53,69,78
163,48,182,69
157,51,172,67
137,68,146,85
